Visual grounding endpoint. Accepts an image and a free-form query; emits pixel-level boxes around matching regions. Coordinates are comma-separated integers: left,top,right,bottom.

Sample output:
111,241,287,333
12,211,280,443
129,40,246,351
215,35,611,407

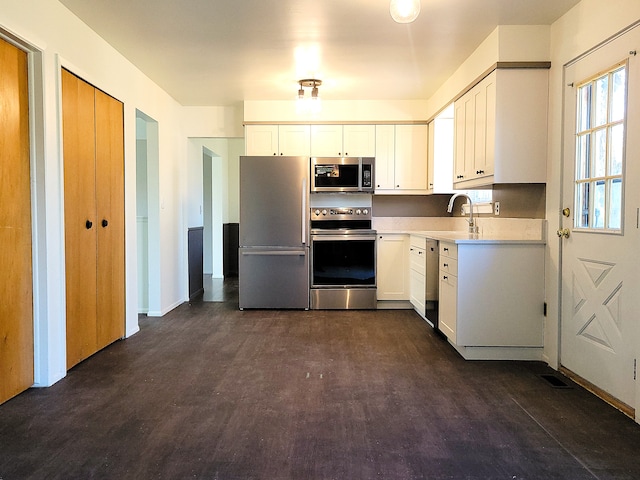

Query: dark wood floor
1,280,640,479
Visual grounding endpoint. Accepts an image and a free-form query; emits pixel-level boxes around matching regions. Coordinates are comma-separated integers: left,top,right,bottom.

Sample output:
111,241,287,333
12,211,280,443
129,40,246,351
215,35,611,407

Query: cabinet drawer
439,257,457,275
410,235,427,250
409,247,426,275
439,242,457,259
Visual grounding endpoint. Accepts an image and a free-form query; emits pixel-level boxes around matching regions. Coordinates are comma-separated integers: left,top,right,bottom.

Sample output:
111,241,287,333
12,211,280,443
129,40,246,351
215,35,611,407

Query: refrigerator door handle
301,178,307,245
241,250,306,256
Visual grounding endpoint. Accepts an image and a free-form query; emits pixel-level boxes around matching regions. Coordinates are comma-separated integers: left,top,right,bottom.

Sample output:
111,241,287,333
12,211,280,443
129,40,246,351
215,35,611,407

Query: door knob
102,219,109,228
562,207,571,217
556,228,570,239
85,220,93,229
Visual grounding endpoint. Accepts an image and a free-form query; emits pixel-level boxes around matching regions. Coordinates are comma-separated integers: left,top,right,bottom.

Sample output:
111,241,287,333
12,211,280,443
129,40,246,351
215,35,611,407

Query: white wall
244,99,428,122
544,1,640,369
1,0,242,387
425,25,551,118
186,138,244,278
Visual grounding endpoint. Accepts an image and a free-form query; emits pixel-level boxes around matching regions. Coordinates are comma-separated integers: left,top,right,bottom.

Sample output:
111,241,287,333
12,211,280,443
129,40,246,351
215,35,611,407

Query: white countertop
376,230,546,245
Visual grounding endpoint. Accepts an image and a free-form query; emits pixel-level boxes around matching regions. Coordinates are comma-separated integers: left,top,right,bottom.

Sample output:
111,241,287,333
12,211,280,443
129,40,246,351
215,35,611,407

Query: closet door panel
62,69,98,368
0,38,34,403
95,90,125,350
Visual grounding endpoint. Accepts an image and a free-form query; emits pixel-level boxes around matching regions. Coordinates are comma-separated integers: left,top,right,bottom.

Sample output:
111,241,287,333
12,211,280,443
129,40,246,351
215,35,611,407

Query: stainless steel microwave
310,157,374,193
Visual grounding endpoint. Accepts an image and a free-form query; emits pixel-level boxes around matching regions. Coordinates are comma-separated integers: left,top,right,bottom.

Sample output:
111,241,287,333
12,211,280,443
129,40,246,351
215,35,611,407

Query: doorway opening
135,110,161,316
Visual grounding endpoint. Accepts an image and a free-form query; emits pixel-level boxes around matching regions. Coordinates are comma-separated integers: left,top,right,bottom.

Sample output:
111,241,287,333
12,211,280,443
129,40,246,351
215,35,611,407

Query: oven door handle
241,250,306,256
311,234,377,242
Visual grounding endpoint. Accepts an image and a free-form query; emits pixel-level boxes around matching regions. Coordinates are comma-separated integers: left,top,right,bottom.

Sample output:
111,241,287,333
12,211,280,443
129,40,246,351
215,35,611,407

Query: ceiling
59,0,581,106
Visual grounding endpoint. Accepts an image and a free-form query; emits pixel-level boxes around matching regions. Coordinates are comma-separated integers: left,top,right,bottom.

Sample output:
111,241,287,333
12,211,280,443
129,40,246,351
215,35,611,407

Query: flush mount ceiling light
298,79,322,100
389,0,421,23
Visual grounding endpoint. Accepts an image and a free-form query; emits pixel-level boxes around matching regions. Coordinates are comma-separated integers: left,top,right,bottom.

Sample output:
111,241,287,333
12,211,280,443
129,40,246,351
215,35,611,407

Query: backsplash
372,184,546,219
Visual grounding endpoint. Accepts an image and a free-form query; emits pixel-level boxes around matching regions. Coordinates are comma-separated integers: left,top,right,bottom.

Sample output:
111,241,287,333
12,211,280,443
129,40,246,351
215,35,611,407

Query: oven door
310,233,376,287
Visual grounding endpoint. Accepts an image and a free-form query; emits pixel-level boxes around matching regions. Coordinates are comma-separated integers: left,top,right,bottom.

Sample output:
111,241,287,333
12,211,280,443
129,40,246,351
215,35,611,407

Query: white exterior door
560,27,640,413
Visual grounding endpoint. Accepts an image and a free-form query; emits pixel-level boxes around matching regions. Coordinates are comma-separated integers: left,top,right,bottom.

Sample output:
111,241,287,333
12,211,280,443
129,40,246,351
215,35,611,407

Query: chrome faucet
447,193,476,234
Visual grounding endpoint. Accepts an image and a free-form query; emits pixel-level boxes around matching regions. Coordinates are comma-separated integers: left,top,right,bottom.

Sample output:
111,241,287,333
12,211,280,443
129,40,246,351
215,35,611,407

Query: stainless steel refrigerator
239,156,309,309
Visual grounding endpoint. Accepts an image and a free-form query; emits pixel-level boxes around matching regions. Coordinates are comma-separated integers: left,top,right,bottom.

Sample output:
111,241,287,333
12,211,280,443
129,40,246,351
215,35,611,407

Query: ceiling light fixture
298,79,322,100
389,0,421,24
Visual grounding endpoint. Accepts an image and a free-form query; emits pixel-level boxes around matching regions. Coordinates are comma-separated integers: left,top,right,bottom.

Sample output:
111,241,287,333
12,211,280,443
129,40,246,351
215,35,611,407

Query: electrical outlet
494,201,500,216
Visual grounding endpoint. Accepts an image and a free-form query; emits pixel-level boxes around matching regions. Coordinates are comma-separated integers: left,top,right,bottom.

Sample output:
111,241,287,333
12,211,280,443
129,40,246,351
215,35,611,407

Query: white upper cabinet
342,125,376,157
245,124,311,156
310,124,375,157
453,67,548,188
376,124,428,194
428,112,455,194
374,125,395,190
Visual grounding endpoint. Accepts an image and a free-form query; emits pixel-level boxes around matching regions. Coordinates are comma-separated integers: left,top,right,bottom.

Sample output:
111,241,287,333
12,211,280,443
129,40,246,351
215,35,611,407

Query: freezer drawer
239,248,309,309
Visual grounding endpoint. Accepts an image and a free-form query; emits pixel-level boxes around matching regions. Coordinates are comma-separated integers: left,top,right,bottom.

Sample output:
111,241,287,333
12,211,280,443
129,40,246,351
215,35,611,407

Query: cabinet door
0,38,34,404
453,99,467,182
376,234,409,300
473,72,495,179
438,272,457,342
279,124,310,156
427,121,435,192
245,125,279,156
409,269,426,315
343,125,375,157
62,69,98,369
374,125,395,190
95,89,125,351
311,125,343,156
394,125,428,190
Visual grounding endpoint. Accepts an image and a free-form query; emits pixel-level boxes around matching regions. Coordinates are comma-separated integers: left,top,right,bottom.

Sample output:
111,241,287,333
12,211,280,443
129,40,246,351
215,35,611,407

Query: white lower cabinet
376,234,409,301
409,235,427,317
437,240,545,360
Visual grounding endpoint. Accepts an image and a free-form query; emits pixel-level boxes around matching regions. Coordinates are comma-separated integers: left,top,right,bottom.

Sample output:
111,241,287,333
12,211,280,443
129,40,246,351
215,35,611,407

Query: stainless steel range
309,207,376,310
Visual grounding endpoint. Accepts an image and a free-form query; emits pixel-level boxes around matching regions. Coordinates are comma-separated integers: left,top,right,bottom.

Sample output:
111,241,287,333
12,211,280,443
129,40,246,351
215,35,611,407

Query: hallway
1,286,639,479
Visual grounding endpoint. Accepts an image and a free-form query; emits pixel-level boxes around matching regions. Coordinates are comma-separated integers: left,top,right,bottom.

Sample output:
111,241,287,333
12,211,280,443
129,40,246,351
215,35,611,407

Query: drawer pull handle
444,263,448,267
444,248,449,252
443,275,448,280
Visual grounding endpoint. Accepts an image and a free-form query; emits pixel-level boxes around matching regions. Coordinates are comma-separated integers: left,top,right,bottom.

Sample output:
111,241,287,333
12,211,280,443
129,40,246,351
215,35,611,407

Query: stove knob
356,209,362,215
314,209,321,216
363,209,369,215
322,209,328,216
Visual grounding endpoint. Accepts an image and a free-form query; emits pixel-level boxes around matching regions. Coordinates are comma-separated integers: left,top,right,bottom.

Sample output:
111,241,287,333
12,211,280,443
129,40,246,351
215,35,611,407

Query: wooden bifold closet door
62,69,124,369
0,37,34,404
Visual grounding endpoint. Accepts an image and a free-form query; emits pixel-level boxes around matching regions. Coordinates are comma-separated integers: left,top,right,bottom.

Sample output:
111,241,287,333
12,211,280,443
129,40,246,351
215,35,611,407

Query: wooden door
62,69,98,368
0,38,34,403
95,89,125,350
560,27,640,412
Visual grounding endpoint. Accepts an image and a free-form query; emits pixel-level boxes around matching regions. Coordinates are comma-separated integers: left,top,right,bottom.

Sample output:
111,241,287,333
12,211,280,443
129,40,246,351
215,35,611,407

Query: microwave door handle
301,178,307,245
358,157,362,191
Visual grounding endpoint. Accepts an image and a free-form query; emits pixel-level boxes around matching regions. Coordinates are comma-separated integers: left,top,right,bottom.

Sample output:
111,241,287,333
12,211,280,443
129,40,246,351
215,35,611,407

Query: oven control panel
311,207,371,221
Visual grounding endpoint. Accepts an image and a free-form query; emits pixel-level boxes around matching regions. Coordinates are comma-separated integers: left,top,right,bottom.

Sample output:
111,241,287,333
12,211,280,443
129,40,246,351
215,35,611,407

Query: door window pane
610,124,624,176
576,134,590,180
573,63,626,233
594,129,607,178
593,180,605,229
608,178,622,229
578,84,592,132
594,76,609,127
576,182,590,228
611,67,626,122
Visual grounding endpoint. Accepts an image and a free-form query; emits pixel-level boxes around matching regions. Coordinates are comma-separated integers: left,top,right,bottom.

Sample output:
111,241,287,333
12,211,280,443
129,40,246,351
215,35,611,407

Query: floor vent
539,374,572,388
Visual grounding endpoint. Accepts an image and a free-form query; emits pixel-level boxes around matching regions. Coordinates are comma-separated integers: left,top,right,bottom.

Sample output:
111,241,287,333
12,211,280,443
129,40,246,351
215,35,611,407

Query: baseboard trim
559,366,635,419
